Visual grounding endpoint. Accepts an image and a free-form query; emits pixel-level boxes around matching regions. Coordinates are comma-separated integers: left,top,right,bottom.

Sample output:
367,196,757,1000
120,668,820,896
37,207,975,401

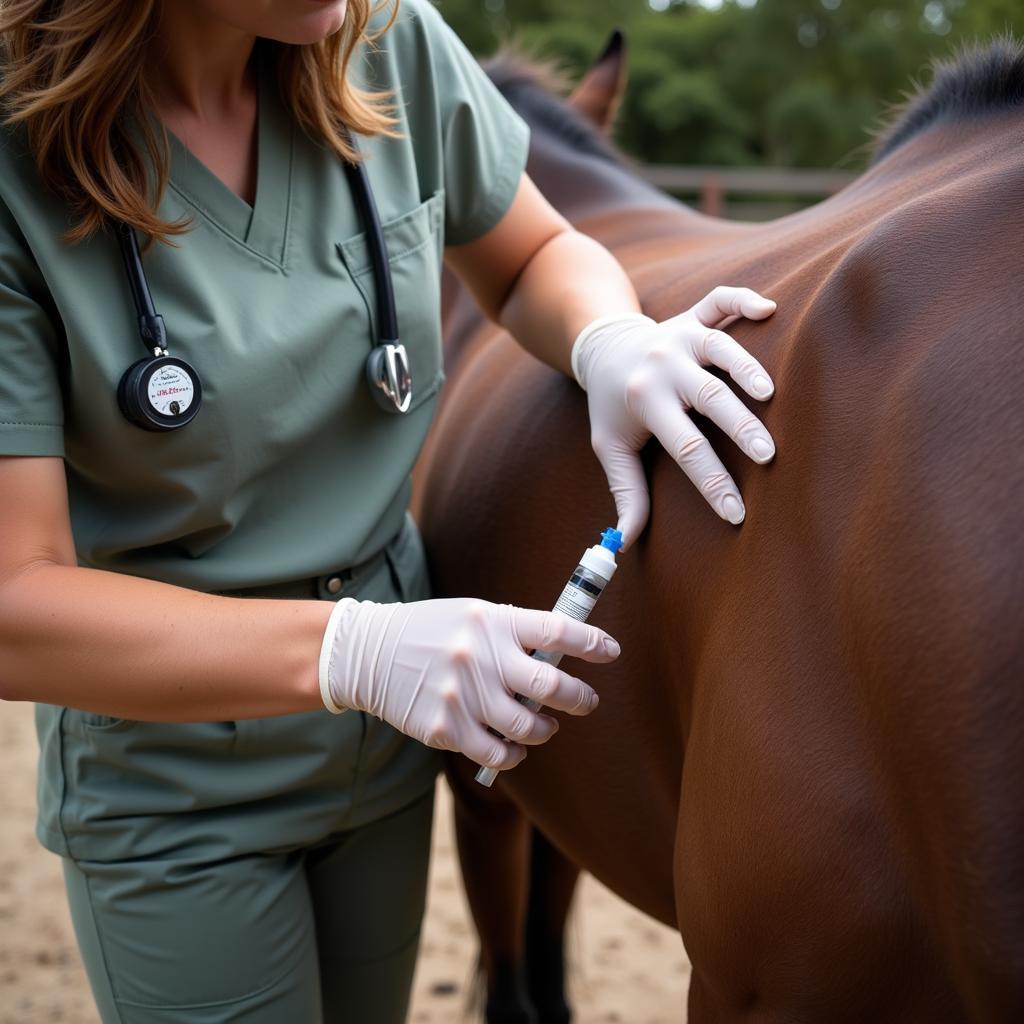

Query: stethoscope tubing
114,132,406,425
117,220,168,353
343,145,400,345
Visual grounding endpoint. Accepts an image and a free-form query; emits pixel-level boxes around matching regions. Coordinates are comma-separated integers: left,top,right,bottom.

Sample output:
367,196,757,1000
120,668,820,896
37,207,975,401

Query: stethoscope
115,136,412,431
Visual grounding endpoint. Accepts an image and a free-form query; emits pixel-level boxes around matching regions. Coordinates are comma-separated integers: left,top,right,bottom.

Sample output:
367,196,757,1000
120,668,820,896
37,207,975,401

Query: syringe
475,527,624,788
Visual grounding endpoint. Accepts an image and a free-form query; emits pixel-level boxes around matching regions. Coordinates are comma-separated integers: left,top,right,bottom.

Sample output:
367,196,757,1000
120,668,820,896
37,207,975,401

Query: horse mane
482,46,573,101
482,45,622,165
485,35,1024,176
873,36,1024,163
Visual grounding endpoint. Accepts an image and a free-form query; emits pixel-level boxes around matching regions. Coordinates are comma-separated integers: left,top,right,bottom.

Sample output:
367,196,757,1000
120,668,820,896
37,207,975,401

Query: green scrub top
0,0,530,591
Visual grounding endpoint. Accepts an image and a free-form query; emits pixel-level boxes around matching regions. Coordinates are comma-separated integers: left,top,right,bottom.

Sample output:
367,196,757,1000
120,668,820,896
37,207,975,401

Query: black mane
874,37,1024,163
482,48,622,165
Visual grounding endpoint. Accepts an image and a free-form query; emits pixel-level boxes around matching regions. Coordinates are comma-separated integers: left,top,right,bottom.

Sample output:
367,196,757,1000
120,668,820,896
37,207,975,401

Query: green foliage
432,0,1024,170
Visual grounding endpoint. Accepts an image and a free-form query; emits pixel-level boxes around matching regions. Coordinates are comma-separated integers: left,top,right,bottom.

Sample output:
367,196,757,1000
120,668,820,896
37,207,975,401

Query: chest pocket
336,189,446,413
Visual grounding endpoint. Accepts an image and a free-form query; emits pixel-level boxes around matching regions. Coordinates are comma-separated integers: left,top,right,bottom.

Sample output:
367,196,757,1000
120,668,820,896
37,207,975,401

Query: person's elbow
0,563,57,703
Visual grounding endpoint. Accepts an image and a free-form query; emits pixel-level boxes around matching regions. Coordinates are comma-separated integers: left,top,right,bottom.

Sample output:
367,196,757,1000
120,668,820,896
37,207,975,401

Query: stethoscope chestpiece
115,222,203,431
366,341,412,413
118,349,202,431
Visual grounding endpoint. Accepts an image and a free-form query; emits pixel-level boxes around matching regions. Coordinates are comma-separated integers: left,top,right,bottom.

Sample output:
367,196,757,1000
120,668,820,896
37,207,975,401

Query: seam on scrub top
349,232,435,278
0,419,61,427
278,119,295,270
338,192,444,276
167,181,287,271
414,370,445,405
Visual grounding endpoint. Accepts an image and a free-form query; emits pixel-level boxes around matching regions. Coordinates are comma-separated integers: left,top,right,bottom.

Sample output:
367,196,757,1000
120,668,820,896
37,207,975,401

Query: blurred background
436,0,1023,218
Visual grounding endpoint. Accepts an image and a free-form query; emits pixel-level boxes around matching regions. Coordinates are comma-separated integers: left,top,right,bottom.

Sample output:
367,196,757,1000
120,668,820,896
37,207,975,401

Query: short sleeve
0,194,65,456
408,1,531,246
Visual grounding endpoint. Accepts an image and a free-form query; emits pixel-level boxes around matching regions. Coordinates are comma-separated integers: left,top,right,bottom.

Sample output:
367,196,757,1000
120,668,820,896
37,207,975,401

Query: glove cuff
570,312,656,390
318,597,359,714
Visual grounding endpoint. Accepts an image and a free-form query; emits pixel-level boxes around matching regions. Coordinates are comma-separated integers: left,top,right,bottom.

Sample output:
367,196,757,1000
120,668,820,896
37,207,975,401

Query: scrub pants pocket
62,786,435,1024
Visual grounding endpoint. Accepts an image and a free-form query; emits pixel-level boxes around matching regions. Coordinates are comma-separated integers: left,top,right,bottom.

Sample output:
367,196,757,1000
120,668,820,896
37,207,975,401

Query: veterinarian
0,0,779,1019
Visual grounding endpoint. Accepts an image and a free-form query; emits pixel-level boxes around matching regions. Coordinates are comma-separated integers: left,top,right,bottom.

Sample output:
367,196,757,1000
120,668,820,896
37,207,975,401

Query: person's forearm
0,564,335,720
498,229,641,376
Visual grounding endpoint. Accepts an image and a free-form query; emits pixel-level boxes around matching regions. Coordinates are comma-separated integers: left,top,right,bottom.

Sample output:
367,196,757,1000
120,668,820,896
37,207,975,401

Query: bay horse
412,34,1024,1024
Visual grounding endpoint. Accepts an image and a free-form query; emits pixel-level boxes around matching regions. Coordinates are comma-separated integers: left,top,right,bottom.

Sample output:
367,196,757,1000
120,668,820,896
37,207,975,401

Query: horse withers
413,35,1024,1024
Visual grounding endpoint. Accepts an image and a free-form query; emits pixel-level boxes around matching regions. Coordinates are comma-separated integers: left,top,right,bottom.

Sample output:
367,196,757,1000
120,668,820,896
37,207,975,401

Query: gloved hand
317,596,621,770
571,285,778,550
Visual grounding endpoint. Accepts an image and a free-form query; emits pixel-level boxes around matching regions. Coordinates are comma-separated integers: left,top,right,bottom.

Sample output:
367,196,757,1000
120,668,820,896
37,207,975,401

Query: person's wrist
570,311,656,390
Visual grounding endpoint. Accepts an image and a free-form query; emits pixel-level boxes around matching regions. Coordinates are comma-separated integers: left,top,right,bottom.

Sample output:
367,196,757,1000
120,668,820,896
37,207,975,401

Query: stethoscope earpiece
114,131,411,431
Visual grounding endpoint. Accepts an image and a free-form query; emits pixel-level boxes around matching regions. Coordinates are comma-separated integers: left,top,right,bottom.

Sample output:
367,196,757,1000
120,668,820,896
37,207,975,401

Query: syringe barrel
475,557,615,787
551,562,612,623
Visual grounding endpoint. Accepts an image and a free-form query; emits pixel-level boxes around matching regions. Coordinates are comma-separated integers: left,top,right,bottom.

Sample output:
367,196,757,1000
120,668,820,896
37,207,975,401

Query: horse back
668,111,1024,1019
417,107,1024,1019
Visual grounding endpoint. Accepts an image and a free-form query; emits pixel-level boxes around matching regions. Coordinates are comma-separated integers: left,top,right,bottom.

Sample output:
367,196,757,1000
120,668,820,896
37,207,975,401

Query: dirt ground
0,701,689,1023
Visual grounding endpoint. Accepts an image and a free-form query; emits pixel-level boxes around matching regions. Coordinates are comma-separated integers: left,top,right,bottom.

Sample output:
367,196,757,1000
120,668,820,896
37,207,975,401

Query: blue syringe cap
600,528,624,553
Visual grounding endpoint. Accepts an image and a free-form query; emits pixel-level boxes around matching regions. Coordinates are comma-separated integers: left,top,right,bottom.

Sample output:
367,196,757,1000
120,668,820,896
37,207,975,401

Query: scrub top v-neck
0,0,530,592
156,46,292,267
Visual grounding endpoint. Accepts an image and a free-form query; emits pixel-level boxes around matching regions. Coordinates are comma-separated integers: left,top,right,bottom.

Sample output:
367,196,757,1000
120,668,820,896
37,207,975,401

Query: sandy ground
0,701,689,1023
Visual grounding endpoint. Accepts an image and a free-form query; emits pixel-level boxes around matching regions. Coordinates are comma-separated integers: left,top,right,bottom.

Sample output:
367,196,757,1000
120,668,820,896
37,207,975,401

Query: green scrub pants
39,513,444,1023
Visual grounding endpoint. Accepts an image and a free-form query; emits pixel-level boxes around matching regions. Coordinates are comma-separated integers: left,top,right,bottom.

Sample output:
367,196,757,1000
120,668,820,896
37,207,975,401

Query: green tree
433,0,1024,170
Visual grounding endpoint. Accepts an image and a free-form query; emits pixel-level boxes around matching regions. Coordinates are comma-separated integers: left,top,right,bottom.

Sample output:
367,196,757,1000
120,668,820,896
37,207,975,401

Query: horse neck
528,133,725,244
441,137,740,369
446,109,1024,374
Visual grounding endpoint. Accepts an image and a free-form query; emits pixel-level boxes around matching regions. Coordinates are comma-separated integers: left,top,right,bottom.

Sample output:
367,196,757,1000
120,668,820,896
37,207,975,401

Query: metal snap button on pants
35,512,443,1023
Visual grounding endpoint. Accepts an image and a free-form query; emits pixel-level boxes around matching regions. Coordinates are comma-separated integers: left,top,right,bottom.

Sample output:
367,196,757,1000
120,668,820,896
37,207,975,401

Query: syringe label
569,573,603,597
553,584,598,622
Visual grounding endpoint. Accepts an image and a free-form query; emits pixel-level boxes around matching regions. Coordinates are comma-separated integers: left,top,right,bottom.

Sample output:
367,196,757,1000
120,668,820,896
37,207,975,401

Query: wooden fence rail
639,164,859,219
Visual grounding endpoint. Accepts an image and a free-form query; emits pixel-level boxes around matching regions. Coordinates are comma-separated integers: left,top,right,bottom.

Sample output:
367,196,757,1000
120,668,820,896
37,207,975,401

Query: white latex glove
571,285,778,550
317,596,621,770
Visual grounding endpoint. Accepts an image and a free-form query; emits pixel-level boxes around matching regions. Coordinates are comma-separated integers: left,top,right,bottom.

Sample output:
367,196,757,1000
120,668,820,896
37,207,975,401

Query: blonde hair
0,0,399,251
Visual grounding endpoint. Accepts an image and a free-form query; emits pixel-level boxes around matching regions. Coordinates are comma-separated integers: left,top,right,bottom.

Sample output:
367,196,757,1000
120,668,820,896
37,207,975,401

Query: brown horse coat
415,40,1024,1023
